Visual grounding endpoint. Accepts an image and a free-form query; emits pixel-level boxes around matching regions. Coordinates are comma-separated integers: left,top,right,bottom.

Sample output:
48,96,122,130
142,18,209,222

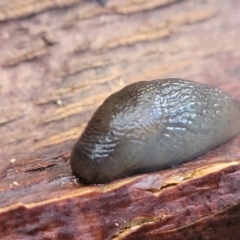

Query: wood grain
0,0,240,239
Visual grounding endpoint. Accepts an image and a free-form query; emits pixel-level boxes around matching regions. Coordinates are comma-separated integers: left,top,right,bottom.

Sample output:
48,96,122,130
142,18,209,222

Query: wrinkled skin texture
70,79,240,184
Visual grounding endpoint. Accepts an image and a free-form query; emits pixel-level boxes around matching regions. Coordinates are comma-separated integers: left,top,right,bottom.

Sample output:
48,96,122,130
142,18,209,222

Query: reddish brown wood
0,0,240,239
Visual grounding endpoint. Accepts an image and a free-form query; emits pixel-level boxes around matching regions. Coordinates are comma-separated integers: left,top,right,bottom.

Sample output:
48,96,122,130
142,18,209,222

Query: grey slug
70,78,240,184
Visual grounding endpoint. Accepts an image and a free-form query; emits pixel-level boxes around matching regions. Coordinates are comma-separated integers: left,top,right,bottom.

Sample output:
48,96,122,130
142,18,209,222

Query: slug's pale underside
70,78,240,184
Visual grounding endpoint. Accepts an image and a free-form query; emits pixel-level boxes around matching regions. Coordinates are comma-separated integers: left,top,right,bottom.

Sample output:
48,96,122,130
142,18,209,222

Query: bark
0,0,240,239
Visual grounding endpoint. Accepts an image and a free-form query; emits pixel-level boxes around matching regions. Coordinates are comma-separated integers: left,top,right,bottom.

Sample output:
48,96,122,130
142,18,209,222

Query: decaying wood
0,0,240,239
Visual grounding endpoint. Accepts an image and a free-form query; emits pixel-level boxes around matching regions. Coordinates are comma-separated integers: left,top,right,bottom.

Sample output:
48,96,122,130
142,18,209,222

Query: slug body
71,78,240,184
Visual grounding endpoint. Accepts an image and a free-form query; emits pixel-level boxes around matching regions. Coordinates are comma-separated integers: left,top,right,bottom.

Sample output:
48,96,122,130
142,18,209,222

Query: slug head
70,81,164,183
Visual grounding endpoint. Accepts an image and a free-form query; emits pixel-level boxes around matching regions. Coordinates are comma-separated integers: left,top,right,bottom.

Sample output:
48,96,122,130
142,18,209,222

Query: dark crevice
41,35,57,47
25,164,56,173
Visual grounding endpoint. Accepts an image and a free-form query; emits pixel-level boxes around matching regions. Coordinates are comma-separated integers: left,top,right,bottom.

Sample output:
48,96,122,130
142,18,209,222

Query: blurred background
0,0,240,172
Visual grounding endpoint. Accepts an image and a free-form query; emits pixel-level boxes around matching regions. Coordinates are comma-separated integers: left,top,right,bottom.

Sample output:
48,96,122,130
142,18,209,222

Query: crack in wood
24,164,57,173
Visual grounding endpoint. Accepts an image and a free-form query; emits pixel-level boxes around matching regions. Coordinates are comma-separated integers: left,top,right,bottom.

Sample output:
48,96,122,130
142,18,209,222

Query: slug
70,78,240,184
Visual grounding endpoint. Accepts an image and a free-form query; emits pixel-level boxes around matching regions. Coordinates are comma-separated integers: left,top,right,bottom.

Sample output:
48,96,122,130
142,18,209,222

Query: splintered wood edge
0,154,240,239
1,161,238,213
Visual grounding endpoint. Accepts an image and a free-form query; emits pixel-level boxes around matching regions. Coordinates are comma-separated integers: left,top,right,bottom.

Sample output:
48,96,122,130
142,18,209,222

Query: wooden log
0,0,240,239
